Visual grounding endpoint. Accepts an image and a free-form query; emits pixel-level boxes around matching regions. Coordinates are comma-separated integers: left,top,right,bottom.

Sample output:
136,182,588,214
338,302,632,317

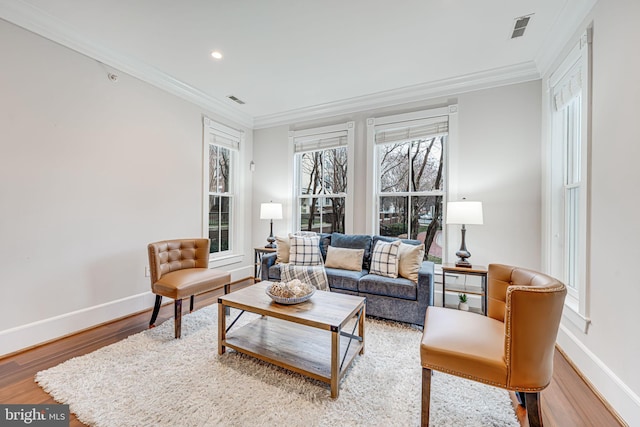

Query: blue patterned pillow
369,240,401,278
289,234,323,266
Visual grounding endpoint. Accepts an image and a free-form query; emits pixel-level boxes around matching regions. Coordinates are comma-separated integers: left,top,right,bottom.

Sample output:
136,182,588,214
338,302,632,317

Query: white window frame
203,117,245,266
289,121,355,233
366,106,456,263
546,29,592,333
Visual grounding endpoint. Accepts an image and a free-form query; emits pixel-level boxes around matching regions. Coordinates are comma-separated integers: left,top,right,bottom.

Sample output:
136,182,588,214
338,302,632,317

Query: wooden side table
254,247,277,281
441,263,488,315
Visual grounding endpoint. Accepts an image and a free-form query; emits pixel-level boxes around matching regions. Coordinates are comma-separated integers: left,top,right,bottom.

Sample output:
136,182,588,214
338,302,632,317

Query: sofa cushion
372,235,422,247
330,233,373,270
319,233,331,260
358,273,418,300
398,243,425,283
369,239,401,278
325,267,366,292
289,234,323,266
324,246,364,271
280,263,329,291
268,264,282,281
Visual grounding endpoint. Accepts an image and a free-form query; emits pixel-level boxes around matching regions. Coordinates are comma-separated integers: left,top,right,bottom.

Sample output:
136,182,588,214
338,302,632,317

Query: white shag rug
36,305,519,427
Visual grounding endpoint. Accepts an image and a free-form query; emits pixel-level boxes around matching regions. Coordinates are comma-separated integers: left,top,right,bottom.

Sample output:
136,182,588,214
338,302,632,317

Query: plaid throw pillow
289,235,323,266
369,239,401,278
280,263,329,291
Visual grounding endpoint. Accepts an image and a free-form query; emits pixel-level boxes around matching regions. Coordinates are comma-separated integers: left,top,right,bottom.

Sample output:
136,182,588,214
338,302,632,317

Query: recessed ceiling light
211,51,223,60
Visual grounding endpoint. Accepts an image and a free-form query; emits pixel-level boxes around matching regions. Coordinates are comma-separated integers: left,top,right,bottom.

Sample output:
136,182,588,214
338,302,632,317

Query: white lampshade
446,201,483,225
260,202,283,220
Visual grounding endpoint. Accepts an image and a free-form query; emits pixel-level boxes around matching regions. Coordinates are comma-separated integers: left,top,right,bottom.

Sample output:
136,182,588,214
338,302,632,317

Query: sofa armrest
261,252,277,281
418,261,435,307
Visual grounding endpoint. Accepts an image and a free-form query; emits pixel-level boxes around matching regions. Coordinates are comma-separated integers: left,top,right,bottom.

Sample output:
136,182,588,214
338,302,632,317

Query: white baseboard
0,291,156,357
0,265,253,357
557,325,639,426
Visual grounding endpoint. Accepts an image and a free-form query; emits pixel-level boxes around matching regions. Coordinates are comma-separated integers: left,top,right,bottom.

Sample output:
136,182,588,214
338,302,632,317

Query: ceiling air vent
227,95,246,105
511,14,533,39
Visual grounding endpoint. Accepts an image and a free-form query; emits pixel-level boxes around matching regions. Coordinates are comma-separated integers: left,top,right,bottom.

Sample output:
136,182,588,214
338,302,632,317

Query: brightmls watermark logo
1,405,68,426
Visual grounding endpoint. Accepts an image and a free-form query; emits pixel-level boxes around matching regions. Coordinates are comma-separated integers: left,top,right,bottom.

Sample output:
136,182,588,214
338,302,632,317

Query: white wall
253,81,542,270
0,19,253,355
542,0,640,424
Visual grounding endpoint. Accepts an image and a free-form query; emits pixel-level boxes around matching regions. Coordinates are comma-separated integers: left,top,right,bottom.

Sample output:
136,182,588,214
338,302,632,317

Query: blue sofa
261,233,434,326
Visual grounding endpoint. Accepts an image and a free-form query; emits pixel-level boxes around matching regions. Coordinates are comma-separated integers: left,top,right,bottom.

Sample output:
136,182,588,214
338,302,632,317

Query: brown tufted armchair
420,264,566,427
148,239,231,338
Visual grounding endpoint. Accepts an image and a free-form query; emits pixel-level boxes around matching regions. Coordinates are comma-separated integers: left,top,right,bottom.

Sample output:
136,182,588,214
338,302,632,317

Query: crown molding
534,0,597,78
253,61,540,129
0,0,254,129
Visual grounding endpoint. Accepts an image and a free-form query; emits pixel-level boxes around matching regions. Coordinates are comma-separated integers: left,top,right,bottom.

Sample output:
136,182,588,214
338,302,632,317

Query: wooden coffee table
217,281,366,398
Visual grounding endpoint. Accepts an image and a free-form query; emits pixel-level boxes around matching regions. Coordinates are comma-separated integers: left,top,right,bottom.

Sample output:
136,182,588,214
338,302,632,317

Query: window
291,122,355,234
547,29,591,332
203,118,243,256
367,108,451,264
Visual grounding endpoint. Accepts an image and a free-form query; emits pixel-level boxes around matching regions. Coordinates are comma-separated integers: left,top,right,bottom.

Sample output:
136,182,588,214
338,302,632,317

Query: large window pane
376,132,446,264
297,144,348,233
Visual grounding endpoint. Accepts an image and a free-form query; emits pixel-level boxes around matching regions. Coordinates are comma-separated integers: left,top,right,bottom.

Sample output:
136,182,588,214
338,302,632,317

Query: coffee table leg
331,328,339,398
359,305,365,355
218,302,226,355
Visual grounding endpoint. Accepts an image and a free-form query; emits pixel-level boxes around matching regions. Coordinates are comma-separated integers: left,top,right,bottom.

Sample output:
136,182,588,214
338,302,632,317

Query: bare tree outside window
378,136,445,263
298,147,347,233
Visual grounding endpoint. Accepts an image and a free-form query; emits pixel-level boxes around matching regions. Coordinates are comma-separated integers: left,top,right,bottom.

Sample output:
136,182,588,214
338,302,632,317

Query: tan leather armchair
420,264,566,427
148,239,231,338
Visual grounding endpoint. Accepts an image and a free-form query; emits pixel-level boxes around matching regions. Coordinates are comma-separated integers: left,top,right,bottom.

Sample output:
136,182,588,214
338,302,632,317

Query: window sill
209,253,244,269
562,298,591,334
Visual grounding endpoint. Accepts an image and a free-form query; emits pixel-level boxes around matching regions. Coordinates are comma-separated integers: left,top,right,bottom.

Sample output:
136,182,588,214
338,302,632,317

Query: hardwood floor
0,279,625,427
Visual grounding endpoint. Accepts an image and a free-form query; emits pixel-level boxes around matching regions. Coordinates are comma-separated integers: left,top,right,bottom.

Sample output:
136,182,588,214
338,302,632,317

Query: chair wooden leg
174,299,183,339
421,368,431,427
189,295,195,312
524,392,543,427
149,295,162,328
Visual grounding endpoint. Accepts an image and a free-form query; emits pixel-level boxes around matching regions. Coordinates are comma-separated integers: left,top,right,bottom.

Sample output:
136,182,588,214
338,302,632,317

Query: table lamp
260,202,283,248
446,200,483,267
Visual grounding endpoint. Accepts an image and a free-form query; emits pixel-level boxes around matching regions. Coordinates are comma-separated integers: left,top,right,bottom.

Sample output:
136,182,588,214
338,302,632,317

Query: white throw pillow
324,246,364,271
398,243,424,282
289,234,323,266
369,240,401,278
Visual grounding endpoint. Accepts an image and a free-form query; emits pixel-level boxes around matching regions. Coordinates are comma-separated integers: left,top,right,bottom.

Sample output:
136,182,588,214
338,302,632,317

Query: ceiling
1,0,595,128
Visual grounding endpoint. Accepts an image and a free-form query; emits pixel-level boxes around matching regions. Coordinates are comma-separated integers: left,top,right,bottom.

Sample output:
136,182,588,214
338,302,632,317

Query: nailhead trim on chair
422,363,547,392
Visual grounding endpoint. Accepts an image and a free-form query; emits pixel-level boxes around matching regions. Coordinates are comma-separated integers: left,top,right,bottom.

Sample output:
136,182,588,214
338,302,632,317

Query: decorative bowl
265,284,315,305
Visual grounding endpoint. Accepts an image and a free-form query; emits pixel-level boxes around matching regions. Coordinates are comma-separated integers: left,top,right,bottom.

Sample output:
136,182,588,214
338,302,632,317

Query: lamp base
265,236,276,249
455,259,472,268
265,219,276,249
